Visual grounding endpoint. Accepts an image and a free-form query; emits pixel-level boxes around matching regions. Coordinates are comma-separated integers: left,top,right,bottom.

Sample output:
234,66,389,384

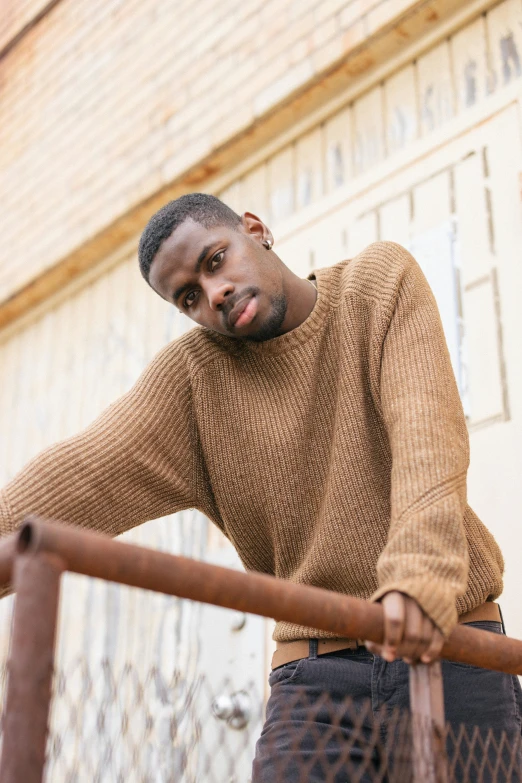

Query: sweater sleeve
0,340,203,539
371,243,469,637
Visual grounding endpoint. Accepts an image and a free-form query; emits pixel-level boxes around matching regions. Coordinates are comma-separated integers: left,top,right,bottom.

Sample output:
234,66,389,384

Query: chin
244,310,287,343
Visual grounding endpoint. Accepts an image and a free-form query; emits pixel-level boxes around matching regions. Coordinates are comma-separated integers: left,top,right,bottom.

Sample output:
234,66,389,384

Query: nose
207,280,234,311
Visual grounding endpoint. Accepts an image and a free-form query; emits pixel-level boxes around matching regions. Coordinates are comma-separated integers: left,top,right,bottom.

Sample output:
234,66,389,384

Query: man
0,193,518,779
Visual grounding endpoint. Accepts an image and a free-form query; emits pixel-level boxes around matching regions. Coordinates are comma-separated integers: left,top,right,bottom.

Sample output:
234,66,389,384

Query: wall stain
464,59,477,107
500,32,521,84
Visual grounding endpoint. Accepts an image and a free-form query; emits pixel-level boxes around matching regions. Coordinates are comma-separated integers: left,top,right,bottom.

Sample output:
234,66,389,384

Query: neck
279,268,317,335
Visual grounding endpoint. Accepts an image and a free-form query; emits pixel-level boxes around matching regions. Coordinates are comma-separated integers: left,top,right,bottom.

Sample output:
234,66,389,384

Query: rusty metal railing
0,516,521,782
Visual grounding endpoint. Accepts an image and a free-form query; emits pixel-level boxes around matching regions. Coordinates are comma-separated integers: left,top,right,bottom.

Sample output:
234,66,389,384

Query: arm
366,243,469,657
0,340,203,538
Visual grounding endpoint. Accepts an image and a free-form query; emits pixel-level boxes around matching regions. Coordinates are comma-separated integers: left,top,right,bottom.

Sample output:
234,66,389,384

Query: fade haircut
138,193,241,283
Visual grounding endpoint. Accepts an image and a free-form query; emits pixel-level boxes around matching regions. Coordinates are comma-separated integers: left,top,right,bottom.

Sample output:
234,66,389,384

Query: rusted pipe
0,550,65,783
16,517,522,675
18,516,384,643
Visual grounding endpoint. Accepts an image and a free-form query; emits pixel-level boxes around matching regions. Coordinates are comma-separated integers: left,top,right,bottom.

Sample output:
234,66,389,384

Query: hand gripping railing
0,517,521,783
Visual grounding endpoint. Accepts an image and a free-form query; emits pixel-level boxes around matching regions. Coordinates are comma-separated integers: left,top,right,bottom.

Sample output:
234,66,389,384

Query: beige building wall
1,0,522,776
1,0,476,328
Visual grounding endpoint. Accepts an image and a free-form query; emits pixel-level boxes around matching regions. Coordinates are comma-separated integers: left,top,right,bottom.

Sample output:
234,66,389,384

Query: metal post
0,551,65,783
409,661,448,783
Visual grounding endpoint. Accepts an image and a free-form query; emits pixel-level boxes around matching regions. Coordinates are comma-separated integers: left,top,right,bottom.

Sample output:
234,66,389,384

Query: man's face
148,213,288,341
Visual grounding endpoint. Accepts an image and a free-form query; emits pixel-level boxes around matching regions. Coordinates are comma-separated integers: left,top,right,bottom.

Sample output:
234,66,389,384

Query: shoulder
133,325,225,395
144,324,234,380
315,242,429,322
347,242,419,304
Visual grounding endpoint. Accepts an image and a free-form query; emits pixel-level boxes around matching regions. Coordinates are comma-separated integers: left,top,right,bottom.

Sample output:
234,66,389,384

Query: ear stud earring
263,239,273,250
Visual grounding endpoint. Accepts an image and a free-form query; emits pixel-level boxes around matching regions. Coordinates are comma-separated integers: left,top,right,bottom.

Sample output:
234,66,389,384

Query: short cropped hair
138,193,241,282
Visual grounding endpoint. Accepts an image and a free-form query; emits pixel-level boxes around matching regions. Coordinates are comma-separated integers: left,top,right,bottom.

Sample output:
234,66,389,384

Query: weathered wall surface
0,0,470,325
0,0,52,53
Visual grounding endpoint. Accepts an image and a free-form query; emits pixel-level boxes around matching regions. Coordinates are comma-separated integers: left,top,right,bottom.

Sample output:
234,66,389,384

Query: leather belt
271,601,501,670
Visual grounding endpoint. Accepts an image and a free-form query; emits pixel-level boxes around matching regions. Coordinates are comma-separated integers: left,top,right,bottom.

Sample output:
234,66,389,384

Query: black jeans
252,622,522,782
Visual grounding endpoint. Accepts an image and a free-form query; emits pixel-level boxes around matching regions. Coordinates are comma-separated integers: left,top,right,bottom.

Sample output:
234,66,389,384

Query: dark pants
252,622,522,782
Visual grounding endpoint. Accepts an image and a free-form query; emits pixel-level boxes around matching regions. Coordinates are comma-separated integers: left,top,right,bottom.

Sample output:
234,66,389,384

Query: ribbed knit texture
0,242,504,638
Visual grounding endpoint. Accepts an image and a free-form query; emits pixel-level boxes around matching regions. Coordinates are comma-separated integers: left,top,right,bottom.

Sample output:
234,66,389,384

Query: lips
228,295,258,329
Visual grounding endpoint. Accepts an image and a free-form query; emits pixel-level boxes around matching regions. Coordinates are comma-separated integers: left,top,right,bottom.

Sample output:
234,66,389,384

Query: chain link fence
0,656,517,782
44,659,262,782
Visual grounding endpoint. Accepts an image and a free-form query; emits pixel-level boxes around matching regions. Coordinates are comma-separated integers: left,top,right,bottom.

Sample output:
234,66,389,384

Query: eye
184,290,198,309
209,250,224,272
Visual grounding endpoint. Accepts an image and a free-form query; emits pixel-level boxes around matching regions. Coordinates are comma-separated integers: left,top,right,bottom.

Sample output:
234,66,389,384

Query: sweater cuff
371,577,458,638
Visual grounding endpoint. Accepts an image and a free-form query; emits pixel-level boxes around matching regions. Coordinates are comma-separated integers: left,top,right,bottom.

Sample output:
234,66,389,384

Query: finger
405,609,431,662
399,600,421,663
399,598,424,661
420,629,445,664
418,615,437,660
382,593,406,660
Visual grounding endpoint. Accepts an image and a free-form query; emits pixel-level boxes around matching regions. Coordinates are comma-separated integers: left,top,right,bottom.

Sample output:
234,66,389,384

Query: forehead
149,218,226,292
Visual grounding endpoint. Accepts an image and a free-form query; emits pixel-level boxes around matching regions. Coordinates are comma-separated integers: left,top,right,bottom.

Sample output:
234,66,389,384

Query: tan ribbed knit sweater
0,242,504,638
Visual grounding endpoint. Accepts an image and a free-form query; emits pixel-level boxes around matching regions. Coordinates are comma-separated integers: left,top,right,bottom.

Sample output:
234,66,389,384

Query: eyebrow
172,243,215,304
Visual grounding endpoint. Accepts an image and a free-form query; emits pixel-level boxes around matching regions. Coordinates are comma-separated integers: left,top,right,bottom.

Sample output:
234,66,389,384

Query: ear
241,212,273,247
